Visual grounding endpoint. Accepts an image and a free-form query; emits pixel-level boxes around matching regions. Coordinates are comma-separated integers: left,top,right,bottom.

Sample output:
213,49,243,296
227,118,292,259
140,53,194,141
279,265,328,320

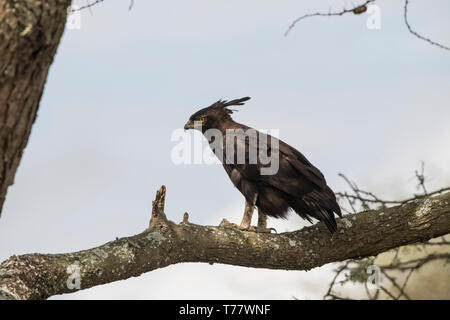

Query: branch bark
1,186,449,300
0,0,71,216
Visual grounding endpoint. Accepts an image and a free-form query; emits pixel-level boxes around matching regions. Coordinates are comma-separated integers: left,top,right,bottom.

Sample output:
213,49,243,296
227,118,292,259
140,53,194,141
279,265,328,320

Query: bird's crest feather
214,97,251,114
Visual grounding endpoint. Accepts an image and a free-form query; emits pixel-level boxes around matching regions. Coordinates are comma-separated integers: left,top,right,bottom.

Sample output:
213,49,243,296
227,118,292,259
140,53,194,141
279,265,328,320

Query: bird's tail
303,197,338,233
292,190,341,233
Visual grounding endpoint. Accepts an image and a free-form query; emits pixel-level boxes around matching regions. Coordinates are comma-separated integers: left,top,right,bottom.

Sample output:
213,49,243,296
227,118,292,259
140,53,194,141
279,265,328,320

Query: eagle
184,97,341,233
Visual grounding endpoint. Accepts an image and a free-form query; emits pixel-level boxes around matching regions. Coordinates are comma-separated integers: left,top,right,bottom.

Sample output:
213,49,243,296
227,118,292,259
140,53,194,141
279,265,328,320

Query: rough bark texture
0,186,449,300
0,0,71,215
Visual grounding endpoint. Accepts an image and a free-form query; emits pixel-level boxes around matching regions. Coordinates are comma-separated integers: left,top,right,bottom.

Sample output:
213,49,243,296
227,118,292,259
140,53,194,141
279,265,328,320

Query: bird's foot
219,219,276,233
219,219,250,231
219,219,236,229
254,226,277,234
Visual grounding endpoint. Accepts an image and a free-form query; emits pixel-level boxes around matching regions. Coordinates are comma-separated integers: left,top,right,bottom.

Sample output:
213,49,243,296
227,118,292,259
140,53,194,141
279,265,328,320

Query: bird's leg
242,193,259,230
219,193,258,231
239,199,255,229
220,193,274,233
257,209,267,229
256,209,277,233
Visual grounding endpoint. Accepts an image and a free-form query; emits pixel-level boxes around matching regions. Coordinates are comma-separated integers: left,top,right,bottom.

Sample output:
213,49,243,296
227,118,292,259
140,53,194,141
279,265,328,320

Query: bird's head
184,97,250,132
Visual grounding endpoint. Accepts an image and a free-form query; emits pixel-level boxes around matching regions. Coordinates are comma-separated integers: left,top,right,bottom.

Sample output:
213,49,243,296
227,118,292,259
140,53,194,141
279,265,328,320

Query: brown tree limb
0,186,449,300
0,0,72,216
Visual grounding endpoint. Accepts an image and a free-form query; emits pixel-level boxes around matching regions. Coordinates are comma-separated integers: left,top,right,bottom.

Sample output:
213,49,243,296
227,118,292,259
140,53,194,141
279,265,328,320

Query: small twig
379,285,398,300
86,0,94,16
403,0,450,51
424,241,450,246
380,269,411,300
285,1,375,36
364,281,376,300
329,165,450,300
324,261,351,300
414,161,428,195
336,186,450,207
398,269,414,299
71,0,135,13
71,0,104,12
381,253,450,271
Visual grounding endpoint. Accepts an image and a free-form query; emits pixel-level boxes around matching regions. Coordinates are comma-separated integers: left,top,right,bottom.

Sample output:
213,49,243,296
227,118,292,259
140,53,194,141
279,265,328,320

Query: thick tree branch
0,0,72,216
1,186,449,300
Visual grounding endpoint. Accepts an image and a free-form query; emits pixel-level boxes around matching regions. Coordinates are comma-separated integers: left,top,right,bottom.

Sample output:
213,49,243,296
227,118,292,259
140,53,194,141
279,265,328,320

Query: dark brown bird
184,97,341,233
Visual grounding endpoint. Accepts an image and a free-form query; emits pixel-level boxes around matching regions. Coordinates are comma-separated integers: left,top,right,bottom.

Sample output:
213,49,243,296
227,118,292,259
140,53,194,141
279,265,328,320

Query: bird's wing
221,126,342,227
223,128,327,197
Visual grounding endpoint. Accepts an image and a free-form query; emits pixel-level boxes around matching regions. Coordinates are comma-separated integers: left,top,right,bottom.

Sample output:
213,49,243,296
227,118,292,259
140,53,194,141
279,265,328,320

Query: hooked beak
184,119,194,130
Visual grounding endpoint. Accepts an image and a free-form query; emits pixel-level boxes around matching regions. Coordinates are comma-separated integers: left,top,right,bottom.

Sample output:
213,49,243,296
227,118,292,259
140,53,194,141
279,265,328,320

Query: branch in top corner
284,0,376,36
403,0,450,51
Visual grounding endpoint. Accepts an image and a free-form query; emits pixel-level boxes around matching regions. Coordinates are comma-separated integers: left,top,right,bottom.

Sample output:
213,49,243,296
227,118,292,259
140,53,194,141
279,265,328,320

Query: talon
255,227,277,233
220,219,247,231
219,219,275,233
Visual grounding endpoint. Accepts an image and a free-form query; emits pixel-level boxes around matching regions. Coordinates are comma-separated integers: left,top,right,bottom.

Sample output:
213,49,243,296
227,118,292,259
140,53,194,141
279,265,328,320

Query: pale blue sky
0,0,449,299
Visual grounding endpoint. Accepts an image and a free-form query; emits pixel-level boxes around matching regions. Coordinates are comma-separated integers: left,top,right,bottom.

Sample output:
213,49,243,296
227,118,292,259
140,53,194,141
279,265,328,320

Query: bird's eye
199,117,206,123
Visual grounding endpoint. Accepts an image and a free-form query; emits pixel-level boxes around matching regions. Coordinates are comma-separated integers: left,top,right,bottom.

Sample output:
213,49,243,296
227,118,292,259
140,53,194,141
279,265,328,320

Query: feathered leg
256,209,277,233
220,193,258,231
219,194,275,233
257,209,267,229
239,199,255,229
